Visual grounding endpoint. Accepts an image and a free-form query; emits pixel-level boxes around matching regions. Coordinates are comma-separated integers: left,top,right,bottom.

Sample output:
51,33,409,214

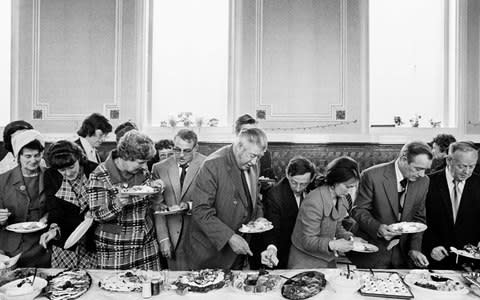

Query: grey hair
236,127,268,151
117,130,156,161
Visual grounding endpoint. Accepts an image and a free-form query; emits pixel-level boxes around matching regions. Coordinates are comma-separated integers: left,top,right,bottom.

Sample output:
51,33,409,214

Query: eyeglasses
173,147,194,154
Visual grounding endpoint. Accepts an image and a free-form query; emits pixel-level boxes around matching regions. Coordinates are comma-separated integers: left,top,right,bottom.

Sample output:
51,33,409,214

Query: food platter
404,272,468,296
358,270,413,299
6,221,47,233
99,270,144,292
281,271,326,300
231,270,283,294
154,205,188,216
119,185,161,196
388,222,427,234
450,245,480,260
44,269,92,300
171,269,231,293
352,242,379,253
0,275,47,299
239,218,273,234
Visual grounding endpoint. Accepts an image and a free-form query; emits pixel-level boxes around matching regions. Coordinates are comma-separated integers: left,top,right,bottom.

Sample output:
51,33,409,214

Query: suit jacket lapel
382,163,400,220
437,172,455,226
167,159,181,202
181,153,200,199
226,146,249,210
281,178,298,212
455,176,473,227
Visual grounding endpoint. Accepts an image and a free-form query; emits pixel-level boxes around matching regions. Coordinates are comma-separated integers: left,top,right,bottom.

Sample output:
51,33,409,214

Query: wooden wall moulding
254,0,348,122
30,0,122,121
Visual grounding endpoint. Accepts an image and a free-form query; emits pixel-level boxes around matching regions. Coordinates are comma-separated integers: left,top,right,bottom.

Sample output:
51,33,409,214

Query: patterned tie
180,164,188,190
345,193,353,214
452,179,460,223
398,178,408,219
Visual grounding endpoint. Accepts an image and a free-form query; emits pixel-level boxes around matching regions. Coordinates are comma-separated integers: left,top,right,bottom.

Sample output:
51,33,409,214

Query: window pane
0,0,10,126
151,0,229,127
369,0,446,128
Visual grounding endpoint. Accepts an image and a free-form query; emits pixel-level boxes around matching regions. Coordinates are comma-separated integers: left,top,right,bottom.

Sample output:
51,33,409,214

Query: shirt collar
394,159,406,190
79,136,95,154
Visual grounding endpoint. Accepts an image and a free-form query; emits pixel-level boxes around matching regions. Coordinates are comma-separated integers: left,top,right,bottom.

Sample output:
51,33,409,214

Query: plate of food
329,270,361,295
119,185,161,196
239,218,273,234
258,177,276,184
404,272,468,295
171,269,231,293
352,241,379,253
99,270,144,292
388,222,427,234
0,275,47,300
231,270,283,294
358,270,413,299
154,205,188,216
0,253,21,271
6,221,47,233
44,269,92,300
450,244,480,260
281,271,327,300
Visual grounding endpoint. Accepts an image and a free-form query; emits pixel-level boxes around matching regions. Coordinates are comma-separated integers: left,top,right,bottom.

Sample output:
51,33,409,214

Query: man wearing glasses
261,156,316,268
151,129,206,270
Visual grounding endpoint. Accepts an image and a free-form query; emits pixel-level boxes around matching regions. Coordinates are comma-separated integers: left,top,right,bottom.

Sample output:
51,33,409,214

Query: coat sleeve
263,188,281,248
87,171,123,222
409,177,428,252
191,161,234,251
352,170,382,239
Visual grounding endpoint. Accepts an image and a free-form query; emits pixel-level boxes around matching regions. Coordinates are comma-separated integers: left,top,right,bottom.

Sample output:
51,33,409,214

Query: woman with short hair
0,129,50,267
39,140,98,268
87,130,164,270
288,156,364,268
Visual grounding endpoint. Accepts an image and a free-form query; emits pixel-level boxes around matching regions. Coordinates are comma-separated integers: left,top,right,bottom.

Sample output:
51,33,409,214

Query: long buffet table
33,268,478,300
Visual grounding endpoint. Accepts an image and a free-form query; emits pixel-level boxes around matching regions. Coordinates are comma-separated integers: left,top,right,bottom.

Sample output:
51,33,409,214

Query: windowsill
1,126,478,144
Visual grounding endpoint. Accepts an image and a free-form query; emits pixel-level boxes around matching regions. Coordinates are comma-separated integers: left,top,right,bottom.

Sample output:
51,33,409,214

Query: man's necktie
397,178,408,219
180,164,188,190
452,179,460,223
345,193,353,214
240,170,253,216
299,193,304,207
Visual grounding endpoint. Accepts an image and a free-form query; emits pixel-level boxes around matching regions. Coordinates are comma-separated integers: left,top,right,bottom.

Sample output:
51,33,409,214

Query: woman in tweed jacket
87,130,164,270
288,156,364,268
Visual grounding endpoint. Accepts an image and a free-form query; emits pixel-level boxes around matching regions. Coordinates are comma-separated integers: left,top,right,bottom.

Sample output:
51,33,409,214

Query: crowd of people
0,113,479,273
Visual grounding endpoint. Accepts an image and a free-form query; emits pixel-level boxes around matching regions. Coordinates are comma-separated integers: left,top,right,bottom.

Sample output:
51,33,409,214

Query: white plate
6,221,47,233
64,217,94,249
352,242,379,253
404,273,468,295
239,224,273,234
0,276,47,299
388,222,427,234
450,247,480,260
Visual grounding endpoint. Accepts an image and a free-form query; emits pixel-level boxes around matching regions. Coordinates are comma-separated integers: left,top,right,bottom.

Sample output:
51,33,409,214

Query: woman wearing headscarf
39,140,98,268
0,129,50,267
87,130,165,270
0,120,34,174
288,156,365,268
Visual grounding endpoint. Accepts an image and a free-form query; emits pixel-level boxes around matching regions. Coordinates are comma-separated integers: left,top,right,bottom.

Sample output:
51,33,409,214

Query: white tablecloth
33,268,478,300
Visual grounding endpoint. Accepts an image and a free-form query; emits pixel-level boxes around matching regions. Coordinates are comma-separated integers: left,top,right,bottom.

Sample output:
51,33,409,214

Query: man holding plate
151,129,206,270
423,141,480,270
351,141,432,269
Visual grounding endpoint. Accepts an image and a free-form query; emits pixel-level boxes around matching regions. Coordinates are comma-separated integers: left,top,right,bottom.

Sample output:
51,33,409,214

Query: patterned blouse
87,151,162,270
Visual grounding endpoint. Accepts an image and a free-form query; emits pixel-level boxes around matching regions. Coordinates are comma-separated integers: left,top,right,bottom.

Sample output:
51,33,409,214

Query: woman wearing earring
0,130,50,267
288,156,364,268
39,140,98,268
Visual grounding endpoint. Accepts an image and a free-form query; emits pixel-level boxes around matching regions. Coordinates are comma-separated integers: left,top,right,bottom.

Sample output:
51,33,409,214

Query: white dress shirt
79,137,98,163
445,168,465,222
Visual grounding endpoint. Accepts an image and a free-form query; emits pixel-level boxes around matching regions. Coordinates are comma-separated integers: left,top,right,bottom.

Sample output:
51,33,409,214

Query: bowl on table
0,276,47,300
329,272,361,294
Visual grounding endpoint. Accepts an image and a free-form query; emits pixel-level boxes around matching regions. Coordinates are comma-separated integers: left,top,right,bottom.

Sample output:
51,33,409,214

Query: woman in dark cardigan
39,140,98,268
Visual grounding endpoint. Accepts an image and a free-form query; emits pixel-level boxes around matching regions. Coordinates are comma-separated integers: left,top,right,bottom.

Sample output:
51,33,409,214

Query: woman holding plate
39,140,98,268
87,130,165,270
288,156,366,268
0,129,50,267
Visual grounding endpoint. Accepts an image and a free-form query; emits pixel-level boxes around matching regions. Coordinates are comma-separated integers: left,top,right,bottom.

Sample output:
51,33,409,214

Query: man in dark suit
423,141,480,270
351,141,432,269
151,129,206,270
260,156,315,269
186,128,267,269
75,113,112,163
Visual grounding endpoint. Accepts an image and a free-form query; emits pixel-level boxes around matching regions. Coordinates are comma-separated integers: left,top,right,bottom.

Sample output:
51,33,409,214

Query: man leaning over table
350,141,432,269
423,141,480,270
185,128,267,270
151,129,206,270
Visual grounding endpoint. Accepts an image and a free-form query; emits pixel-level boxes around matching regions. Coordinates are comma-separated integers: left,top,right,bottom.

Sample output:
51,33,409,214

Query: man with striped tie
423,141,480,270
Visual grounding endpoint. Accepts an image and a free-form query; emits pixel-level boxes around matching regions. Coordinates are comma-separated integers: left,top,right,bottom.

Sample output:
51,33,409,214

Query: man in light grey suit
350,141,432,269
152,129,206,270
186,128,267,269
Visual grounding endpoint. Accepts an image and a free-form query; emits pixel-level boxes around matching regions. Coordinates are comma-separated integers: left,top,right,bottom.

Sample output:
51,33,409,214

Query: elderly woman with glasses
87,130,165,270
39,140,98,268
0,130,50,267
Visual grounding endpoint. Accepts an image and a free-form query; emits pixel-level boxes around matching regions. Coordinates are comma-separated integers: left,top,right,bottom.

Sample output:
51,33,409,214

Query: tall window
0,0,11,126
369,0,453,128
151,0,229,127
